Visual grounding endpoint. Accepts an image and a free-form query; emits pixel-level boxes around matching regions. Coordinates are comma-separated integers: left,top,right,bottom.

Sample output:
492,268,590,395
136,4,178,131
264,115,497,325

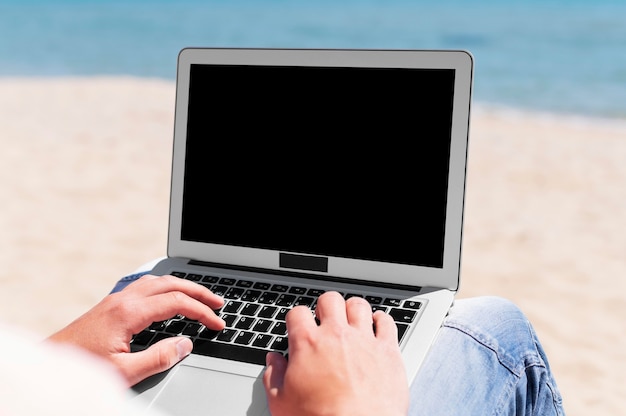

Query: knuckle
168,290,185,303
346,296,370,308
103,293,132,315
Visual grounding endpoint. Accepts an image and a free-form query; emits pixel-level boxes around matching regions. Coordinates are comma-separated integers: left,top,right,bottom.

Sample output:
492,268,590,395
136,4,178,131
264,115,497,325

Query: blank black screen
181,63,455,268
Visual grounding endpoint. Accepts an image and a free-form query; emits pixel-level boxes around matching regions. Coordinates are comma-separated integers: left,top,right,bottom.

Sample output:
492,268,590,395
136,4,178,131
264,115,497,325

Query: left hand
47,274,225,386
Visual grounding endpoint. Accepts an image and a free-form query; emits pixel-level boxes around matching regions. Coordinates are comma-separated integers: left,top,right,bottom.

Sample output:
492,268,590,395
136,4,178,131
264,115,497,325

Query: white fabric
0,324,163,415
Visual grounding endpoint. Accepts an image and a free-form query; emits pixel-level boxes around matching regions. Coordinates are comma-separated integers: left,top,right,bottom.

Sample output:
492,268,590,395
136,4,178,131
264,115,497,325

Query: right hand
263,291,409,416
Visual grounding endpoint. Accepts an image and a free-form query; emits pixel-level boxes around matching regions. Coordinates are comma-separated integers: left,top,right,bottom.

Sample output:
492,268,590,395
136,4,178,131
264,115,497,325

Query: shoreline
1,76,625,416
3,75,626,124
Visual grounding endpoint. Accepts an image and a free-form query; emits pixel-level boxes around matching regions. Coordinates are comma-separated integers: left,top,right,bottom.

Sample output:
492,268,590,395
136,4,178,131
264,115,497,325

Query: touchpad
152,364,270,416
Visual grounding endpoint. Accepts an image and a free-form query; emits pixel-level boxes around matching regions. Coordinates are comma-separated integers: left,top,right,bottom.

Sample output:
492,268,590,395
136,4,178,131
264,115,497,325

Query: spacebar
192,339,269,365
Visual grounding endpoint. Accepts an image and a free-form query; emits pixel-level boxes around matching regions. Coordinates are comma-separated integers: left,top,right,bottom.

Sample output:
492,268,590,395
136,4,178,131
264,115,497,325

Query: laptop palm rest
148,364,270,416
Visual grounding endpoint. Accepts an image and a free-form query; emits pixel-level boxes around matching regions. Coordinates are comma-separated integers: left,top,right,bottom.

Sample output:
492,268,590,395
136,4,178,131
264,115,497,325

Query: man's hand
47,274,225,386
263,291,409,416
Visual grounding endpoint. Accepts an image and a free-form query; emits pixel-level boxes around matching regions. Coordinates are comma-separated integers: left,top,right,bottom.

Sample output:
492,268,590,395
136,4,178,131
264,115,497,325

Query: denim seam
443,321,554,416
444,318,546,376
545,378,565,416
441,321,519,416
494,369,519,416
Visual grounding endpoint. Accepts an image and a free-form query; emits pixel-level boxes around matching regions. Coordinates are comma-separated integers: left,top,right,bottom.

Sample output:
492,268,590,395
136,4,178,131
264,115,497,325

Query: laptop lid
167,48,472,292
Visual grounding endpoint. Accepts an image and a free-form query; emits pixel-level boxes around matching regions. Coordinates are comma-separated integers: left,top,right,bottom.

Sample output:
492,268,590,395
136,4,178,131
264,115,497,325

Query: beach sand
1,77,624,415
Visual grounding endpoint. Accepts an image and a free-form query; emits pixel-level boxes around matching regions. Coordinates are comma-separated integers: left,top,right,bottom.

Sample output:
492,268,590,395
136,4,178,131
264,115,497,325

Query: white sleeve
0,324,167,416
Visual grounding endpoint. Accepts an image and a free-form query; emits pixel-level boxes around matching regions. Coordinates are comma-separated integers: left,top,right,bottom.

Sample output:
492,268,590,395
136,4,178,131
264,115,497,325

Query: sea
1,0,625,119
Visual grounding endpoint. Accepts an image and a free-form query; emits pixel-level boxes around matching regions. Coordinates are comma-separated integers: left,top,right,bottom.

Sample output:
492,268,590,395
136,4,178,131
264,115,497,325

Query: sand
1,77,624,415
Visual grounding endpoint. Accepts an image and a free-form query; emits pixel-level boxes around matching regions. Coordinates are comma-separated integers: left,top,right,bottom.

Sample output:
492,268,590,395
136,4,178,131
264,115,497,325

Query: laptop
131,47,473,415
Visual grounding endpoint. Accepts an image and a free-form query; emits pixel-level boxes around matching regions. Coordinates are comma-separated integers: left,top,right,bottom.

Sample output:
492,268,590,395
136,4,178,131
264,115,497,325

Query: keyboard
130,271,424,365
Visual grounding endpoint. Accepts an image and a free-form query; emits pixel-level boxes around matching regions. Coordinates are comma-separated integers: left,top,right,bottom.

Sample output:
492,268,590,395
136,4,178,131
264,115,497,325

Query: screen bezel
167,48,472,291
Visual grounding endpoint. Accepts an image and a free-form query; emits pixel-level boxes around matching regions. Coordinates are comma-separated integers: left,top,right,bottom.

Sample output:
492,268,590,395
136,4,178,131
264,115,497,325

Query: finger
129,291,225,334
372,310,398,344
125,275,224,310
116,336,193,387
345,296,374,330
285,305,317,337
314,291,348,325
263,352,288,401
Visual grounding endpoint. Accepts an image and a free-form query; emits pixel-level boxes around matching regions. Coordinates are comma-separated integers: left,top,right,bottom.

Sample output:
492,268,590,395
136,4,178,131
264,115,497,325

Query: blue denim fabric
409,296,565,416
109,271,150,294
111,269,565,415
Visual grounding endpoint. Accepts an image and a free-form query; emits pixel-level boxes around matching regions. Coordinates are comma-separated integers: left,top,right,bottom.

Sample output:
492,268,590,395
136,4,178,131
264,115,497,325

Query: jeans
409,296,565,416
113,270,565,416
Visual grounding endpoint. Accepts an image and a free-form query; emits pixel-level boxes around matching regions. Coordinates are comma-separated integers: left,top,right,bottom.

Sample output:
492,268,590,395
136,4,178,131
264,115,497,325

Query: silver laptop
131,47,473,415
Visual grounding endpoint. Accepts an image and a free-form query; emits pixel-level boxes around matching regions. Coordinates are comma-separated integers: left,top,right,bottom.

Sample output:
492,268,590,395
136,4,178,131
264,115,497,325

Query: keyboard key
149,321,166,331
236,280,254,288
225,287,245,299
221,314,238,327
202,275,220,283
276,294,296,307
365,296,383,305
165,320,186,334
275,307,290,321
241,303,260,316
271,337,288,351
289,286,307,294
170,271,186,278
271,284,289,292
223,301,243,314
389,308,417,323
258,292,279,304
252,334,274,348
132,330,155,347
198,328,219,340
403,300,422,309
252,319,273,333
235,316,255,330
182,322,202,336
258,305,278,318
307,288,325,297
216,329,238,342
234,331,255,345
241,289,262,302
396,323,409,342
383,298,403,307
253,282,271,290
219,278,237,286
211,285,228,297
271,322,287,335
186,274,203,281
152,332,173,343
131,332,171,352
294,296,315,307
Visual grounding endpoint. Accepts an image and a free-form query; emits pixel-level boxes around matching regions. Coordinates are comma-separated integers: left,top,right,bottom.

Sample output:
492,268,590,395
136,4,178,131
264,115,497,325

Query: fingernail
176,338,193,360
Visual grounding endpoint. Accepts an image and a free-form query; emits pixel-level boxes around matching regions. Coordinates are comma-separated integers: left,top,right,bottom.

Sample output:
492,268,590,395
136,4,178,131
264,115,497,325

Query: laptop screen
180,63,455,269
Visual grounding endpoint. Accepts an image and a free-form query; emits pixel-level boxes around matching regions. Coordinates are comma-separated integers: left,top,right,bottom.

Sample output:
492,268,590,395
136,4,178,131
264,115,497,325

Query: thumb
263,352,288,399
117,337,193,386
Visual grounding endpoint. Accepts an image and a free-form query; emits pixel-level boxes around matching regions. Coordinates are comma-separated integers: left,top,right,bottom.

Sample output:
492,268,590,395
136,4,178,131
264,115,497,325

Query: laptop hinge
187,259,422,292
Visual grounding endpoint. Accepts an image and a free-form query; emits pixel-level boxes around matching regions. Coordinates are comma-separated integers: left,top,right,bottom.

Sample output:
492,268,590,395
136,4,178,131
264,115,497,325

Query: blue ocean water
1,0,625,118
